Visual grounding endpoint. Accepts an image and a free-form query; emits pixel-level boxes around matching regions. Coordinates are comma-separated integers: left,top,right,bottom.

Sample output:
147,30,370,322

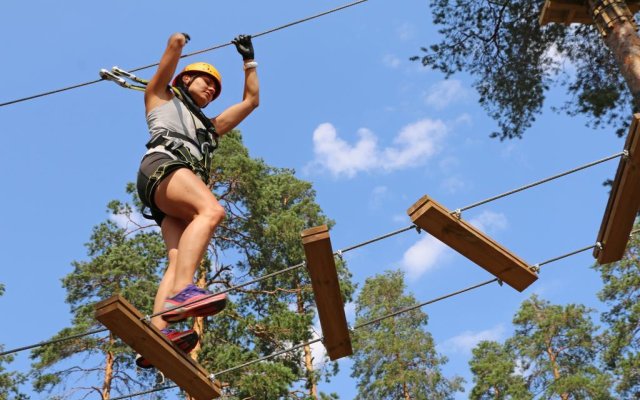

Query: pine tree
508,295,613,399
468,340,531,400
29,195,166,399
195,131,354,399
412,1,640,140
594,224,640,398
0,284,29,400
351,270,463,400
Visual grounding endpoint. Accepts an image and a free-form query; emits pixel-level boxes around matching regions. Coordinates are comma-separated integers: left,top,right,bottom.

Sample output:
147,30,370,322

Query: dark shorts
137,152,191,226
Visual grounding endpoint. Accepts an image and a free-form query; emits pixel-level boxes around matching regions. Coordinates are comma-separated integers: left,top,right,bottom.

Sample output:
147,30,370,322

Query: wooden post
539,0,640,26
407,196,538,292
95,295,221,400
594,114,640,263
301,225,353,361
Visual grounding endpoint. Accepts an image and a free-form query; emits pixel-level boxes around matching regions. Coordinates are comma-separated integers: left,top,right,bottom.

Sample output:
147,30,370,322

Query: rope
34,234,638,400
0,327,108,357
0,0,369,108
457,151,625,214
0,222,417,357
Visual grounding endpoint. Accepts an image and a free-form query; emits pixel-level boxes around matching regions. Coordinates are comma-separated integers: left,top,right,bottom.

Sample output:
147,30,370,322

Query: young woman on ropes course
134,32,259,368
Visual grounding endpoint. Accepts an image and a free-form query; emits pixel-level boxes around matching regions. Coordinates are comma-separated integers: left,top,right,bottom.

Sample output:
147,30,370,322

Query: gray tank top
145,96,206,159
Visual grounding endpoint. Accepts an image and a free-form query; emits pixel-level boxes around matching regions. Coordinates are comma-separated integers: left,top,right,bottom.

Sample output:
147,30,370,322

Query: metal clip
452,209,462,219
155,371,166,386
209,373,216,382
497,279,503,287
414,225,422,234
622,149,630,160
335,249,344,261
530,264,540,273
143,314,152,324
595,242,604,251
111,66,148,85
100,69,128,88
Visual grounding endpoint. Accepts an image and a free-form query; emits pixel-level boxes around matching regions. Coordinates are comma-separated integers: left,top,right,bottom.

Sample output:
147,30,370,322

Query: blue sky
0,0,628,398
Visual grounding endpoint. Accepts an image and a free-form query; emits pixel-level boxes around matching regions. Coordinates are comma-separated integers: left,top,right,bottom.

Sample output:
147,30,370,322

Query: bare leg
150,168,225,325
151,216,187,330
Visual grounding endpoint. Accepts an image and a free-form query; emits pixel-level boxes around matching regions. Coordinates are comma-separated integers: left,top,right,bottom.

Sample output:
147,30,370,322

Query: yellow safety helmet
172,62,222,101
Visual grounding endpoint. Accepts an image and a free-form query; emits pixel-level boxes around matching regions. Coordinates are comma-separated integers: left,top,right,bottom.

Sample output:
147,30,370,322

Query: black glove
232,34,254,61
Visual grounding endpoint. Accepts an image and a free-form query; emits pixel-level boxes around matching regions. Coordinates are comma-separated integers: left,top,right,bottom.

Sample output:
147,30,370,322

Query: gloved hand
232,34,254,61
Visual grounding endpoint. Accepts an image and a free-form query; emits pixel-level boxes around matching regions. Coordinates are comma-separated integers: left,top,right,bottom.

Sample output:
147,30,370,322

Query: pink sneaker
162,284,227,323
135,328,199,369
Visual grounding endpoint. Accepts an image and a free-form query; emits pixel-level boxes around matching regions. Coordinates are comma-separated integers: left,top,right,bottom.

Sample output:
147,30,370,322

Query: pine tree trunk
546,346,568,400
297,287,318,399
101,334,116,400
589,0,640,112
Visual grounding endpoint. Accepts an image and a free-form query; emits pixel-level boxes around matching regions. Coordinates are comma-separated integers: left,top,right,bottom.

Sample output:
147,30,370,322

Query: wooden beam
539,0,640,25
95,295,221,400
301,225,353,361
594,114,640,264
407,196,538,292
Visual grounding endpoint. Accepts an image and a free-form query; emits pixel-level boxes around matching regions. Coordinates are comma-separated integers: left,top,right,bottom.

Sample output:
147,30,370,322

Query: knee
198,204,225,230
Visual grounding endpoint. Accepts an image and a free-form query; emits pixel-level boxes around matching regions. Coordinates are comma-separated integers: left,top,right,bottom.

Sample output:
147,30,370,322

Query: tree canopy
413,0,634,139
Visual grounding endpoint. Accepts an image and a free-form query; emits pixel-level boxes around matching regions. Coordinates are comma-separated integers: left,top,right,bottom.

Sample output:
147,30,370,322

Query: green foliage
194,131,353,398
594,225,640,398
29,198,166,398
412,0,633,139
0,286,29,400
468,340,531,400
351,270,463,399
507,295,613,399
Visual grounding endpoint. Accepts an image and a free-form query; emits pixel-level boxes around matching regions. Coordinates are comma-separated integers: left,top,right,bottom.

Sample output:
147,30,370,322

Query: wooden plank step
539,0,640,25
95,295,221,400
301,225,353,361
407,196,538,292
594,114,640,264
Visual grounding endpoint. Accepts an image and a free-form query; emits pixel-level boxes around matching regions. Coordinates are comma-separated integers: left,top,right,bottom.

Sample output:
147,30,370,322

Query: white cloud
308,119,448,178
468,210,508,233
383,54,401,68
441,176,466,194
425,80,468,110
440,324,506,354
310,319,327,368
369,186,389,209
400,234,448,280
397,22,415,40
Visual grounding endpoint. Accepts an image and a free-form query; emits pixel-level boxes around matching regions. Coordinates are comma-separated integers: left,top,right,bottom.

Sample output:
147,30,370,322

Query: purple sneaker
135,328,199,369
162,284,227,323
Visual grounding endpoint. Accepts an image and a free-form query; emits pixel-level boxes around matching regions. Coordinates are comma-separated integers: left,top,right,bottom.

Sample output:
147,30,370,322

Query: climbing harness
101,66,219,220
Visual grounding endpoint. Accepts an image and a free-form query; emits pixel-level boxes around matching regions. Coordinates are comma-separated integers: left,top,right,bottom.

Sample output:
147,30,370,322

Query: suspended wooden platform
407,195,538,292
539,0,640,25
594,114,640,264
301,225,353,361
95,295,221,400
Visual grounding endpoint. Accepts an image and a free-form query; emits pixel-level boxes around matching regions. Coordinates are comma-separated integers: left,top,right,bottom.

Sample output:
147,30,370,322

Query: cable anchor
452,209,462,219
530,264,540,273
335,250,344,261
413,224,422,234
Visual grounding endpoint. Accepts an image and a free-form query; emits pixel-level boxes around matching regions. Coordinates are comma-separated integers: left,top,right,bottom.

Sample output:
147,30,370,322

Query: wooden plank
539,0,640,25
301,225,353,361
594,114,640,263
95,295,221,400
407,196,538,292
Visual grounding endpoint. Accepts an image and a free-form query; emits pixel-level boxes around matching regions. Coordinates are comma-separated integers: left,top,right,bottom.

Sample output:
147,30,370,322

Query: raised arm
212,35,260,135
144,33,190,114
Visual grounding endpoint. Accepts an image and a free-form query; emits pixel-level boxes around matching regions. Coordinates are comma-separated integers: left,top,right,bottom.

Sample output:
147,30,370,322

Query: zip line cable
0,0,369,108
0,222,414,358
109,237,609,400
457,150,625,214
0,149,627,357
